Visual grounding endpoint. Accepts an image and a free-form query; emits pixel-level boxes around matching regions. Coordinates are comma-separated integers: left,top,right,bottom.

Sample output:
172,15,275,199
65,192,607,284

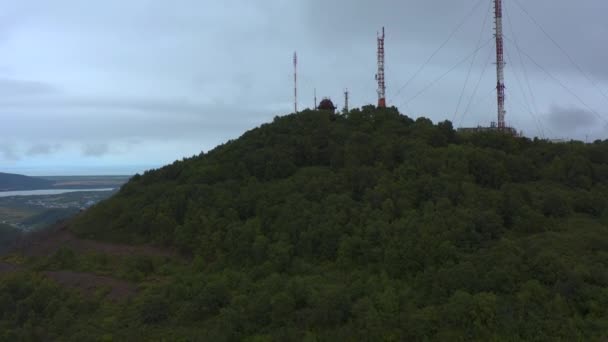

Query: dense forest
2,106,608,341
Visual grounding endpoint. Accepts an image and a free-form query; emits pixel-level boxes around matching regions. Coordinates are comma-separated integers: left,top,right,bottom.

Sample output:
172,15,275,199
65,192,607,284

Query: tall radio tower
343,88,349,113
376,27,386,108
494,0,506,129
294,51,298,113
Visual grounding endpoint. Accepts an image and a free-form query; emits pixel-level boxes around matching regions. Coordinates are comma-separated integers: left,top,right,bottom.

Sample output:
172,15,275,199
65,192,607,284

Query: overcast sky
1,0,607,175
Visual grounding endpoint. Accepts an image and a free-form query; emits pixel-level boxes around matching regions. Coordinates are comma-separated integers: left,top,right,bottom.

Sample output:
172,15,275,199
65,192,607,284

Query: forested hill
5,106,608,340
0,172,54,191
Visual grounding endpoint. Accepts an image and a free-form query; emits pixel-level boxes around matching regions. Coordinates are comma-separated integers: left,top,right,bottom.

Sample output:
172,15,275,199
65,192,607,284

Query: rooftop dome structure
317,97,336,112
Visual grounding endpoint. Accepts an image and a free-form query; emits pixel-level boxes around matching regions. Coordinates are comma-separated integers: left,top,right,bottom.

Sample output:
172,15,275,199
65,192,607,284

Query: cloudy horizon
1,0,607,175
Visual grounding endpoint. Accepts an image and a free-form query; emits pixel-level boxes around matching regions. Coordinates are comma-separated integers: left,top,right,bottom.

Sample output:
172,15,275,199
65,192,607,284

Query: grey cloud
546,105,600,131
82,144,109,157
0,96,209,115
301,0,608,80
26,143,61,156
0,79,59,98
0,103,269,143
0,144,19,161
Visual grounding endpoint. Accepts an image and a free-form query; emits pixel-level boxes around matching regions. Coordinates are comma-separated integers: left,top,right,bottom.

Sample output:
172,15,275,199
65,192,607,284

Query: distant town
0,190,118,231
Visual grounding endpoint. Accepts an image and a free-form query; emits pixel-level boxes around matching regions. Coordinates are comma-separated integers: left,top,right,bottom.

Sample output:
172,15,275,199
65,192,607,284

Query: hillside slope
0,172,54,191
0,223,21,253
2,106,608,340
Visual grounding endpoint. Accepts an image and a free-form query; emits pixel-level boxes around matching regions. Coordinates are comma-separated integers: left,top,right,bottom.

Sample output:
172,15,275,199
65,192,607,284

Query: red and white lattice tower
376,27,386,108
494,0,506,129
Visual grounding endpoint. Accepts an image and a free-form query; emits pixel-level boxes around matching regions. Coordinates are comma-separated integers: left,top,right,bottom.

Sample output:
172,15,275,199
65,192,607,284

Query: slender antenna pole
314,88,317,109
343,89,349,113
294,51,298,113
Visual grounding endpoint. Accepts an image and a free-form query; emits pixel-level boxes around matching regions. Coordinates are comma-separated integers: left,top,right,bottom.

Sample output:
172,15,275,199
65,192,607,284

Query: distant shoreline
0,173,130,192
0,188,116,198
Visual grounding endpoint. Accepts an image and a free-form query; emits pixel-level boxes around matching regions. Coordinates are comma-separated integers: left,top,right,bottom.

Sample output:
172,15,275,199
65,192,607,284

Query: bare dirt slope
44,270,137,301
12,222,177,258
0,261,19,274
1,222,180,301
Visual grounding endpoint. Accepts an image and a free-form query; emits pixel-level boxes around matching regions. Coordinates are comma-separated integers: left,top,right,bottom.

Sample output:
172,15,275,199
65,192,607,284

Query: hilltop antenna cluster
291,28,387,113
294,51,298,113
494,0,506,129
376,27,386,108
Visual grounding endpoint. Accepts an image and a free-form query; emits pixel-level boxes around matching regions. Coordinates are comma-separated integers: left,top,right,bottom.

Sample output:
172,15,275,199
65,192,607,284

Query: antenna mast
343,88,349,113
494,0,506,129
294,51,298,113
314,88,317,109
376,27,386,108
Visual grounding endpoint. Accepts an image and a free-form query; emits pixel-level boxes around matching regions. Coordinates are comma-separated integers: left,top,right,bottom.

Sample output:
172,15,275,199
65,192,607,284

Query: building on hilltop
457,121,520,136
317,97,336,113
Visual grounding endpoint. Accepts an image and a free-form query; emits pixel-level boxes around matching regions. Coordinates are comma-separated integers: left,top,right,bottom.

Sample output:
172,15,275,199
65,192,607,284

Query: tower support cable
505,35,608,125
512,0,608,106
399,38,493,109
452,0,493,123
391,0,486,100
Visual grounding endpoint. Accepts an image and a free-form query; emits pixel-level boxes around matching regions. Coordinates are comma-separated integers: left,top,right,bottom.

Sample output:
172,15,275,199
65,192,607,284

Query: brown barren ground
1,221,180,301
12,222,177,259
0,261,19,274
43,270,137,301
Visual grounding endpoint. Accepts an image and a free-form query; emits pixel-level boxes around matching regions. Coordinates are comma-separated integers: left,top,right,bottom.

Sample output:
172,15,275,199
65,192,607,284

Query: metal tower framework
376,27,386,108
343,88,350,113
294,51,298,113
494,0,506,129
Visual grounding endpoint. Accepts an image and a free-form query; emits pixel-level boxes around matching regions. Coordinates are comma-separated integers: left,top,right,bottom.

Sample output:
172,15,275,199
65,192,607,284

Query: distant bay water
0,188,115,198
